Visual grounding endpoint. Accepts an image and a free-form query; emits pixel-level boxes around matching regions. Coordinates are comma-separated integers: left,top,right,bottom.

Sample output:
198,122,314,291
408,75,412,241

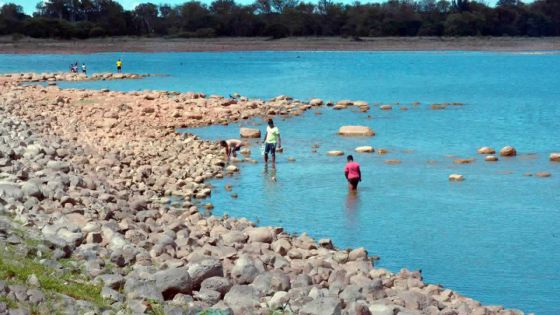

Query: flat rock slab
338,126,375,137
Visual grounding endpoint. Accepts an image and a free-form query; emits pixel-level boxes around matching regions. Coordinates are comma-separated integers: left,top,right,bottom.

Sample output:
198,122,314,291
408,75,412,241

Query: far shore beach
0,36,559,54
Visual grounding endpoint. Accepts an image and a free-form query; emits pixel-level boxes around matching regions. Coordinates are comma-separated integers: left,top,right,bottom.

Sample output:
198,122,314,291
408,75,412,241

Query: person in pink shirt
344,155,362,190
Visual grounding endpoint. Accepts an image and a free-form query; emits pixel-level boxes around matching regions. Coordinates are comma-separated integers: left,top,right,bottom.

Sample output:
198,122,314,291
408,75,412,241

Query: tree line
0,0,559,39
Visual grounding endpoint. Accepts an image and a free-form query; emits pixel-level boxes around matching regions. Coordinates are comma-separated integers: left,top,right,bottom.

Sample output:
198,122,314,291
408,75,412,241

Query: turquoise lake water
1,51,559,314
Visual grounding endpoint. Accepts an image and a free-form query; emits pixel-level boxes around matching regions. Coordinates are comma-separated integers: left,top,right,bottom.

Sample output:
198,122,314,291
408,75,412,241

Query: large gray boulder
21,181,43,199
155,267,193,299
201,276,232,297
0,182,23,201
246,227,274,243
187,258,224,290
231,255,259,284
123,278,163,302
300,297,342,315
224,285,260,314
251,271,290,296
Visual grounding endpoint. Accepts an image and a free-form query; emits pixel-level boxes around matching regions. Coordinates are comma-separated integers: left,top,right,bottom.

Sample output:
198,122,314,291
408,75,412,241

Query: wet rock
536,172,551,178
454,158,475,164
380,105,392,110
449,174,464,182
499,146,517,157
225,165,239,173
348,247,368,261
338,126,375,137
309,99,323,106
384,159,401,165
327,151,345,157
485,155,498,162
550,153,560,162
355,146,374,153
477,147,495,154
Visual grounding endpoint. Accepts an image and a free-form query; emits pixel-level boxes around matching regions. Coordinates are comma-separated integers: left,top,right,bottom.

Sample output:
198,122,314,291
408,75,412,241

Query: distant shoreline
1,36,559,54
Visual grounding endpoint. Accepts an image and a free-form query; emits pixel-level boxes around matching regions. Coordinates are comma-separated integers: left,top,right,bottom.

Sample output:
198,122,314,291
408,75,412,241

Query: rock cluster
3,72,149,84
0,73,526,315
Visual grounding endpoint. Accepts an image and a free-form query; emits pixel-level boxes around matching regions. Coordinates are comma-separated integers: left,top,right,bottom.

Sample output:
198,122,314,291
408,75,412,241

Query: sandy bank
0,36,559,54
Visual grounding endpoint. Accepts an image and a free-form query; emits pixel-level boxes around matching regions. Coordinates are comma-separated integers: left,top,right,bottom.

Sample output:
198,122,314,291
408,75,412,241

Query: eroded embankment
0,73,526,315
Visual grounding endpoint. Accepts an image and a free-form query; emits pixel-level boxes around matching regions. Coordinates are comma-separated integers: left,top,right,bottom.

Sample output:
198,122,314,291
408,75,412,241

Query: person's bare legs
271,152,276,168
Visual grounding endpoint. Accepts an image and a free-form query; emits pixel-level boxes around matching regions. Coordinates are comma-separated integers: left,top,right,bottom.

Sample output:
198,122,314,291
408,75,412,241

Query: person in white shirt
263,118,282,167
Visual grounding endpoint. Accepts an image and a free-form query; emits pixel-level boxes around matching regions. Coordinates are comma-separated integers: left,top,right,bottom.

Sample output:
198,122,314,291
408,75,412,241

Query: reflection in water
264,164,278,183
345,189,359,227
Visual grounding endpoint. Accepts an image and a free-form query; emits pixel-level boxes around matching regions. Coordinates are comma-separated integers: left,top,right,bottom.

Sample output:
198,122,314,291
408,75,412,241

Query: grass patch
0,295,18,309
0,246,108,309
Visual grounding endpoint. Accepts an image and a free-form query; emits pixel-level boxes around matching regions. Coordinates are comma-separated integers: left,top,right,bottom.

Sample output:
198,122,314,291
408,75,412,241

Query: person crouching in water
263,118,281,167
220,139,245,160
344,155,361,190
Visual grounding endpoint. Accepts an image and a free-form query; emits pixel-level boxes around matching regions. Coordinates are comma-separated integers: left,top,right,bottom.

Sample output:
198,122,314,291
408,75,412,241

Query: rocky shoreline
0,73,528,315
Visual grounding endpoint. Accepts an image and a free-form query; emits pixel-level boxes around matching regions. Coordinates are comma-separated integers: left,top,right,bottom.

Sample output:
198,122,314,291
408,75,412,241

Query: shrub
264,23,290,39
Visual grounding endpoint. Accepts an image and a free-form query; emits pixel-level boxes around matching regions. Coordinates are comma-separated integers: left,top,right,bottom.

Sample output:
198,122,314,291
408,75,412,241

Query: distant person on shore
344,155,361,191
220,139,245,160
116,59,123,73
263,118,281,167
82,63,87,75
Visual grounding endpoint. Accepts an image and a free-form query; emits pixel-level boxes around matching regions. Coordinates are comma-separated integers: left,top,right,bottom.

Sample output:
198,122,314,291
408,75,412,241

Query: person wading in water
263,119,281,168
344,155,361,191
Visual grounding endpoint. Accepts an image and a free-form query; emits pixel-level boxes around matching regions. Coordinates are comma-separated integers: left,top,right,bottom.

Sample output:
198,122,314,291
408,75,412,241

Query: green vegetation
0,0,559,39
0,245,108,309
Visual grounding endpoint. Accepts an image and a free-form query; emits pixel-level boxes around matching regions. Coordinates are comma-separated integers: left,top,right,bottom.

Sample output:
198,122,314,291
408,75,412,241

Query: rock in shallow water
499,146,517,157
449,174,465,181
338,126,375,137
355,146,374,153
239,128,260,138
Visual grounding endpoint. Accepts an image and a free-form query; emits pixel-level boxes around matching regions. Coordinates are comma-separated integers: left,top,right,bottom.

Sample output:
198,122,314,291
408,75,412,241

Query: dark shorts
117,66,122,71
265,143,276,155
348,178,360,188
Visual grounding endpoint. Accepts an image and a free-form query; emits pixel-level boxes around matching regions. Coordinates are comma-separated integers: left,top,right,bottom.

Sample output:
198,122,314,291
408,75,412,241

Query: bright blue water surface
1,51,559,314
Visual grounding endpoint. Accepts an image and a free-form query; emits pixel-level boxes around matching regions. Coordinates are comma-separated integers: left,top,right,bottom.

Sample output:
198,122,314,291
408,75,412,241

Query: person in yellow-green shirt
116,59,123,73
263,118,281,166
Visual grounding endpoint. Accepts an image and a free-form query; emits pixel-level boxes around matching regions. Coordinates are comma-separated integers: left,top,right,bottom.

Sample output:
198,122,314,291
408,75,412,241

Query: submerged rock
327,151,345,156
